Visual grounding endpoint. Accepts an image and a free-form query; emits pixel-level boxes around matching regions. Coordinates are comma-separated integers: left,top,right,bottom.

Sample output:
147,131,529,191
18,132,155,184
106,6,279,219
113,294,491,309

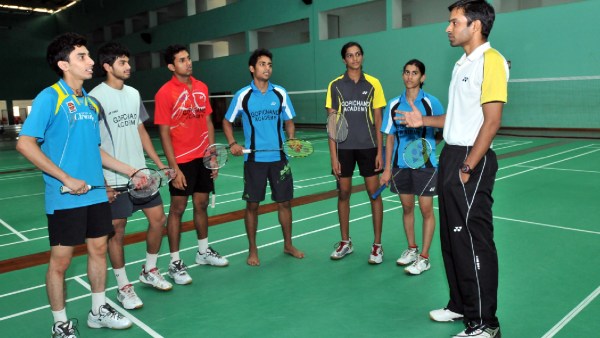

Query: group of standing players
17,0,507,337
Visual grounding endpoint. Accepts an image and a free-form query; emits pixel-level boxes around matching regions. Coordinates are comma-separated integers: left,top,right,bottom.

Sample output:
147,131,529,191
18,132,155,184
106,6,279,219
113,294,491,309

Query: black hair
248,48,273,79
403,59,426,88
448,0,496,39
164,44,188,66
340,41,364,59
46,32,87,77
97,42,130,77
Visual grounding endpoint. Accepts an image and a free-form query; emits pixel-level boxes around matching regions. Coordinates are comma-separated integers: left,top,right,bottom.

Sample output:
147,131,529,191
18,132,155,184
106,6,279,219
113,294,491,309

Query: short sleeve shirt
90,82,147,186
325,72,386,149
224,81,295,162
381,89,444,168
19,79,107,214
444,42,509,146
154,75,213,164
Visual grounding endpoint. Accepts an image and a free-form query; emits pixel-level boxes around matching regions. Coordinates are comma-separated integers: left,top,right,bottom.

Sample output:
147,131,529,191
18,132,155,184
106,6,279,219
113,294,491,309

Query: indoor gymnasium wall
1,0,598,130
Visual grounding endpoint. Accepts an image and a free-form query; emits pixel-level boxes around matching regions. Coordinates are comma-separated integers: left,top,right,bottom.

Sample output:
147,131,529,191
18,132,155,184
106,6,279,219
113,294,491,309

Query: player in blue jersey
17,33,135,337
380,59,444,275
223,48,304,266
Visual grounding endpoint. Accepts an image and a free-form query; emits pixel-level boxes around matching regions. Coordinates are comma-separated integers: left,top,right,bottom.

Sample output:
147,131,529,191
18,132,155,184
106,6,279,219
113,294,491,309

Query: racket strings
203,145,229,169
284,140,314,157
128,169,161,199
327,113,348,143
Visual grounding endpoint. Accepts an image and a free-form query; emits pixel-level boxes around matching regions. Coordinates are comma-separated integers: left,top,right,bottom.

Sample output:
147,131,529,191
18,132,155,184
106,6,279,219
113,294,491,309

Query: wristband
229,141,237,147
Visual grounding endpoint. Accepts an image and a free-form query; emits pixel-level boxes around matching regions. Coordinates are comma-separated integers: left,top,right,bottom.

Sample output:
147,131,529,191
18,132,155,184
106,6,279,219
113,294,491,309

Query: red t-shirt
154,75,213,164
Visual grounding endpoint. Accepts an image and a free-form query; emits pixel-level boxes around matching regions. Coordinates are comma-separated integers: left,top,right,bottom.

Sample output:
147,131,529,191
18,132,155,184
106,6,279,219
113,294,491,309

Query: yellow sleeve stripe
50,83,69,115
364,73,387,108
481,49,508,104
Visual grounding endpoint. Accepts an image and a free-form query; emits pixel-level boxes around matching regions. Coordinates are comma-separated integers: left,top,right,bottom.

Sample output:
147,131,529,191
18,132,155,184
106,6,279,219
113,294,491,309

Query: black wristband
229,141,237,147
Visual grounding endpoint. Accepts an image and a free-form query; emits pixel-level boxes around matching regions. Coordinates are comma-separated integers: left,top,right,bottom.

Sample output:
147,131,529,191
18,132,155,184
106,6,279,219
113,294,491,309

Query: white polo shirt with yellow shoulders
444,42,509,146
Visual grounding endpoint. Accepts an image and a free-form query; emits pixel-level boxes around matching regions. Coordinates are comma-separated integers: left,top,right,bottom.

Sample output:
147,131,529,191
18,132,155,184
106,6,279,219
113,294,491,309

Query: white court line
0,218,28,241
541,285,600,338
0,226,45,238
0,192,44,201
493,141,533,151
495,216,600,235
513,165,600,175
74,276,164,338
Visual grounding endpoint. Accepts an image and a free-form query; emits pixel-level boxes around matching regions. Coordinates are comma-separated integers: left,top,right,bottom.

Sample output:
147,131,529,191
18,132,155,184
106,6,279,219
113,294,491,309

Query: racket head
203,144,229,169
157,167,176,187
403,138,433,169
127,168,162,200
284,139,313,158
326,113,348,143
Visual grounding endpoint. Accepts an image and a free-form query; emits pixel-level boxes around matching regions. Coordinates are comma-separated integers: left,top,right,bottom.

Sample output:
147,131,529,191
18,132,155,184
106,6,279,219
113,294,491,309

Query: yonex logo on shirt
462,77,469,82
454,226,462,232
362,91,368,95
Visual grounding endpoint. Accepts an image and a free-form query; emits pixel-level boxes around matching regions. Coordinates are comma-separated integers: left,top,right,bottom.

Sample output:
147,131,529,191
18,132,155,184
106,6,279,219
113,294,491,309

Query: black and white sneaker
52,319,78,338
453,323,501,338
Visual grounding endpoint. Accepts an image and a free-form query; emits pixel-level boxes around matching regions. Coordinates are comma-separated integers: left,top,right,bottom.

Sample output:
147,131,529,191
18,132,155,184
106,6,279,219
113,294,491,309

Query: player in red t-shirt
154,45,228,286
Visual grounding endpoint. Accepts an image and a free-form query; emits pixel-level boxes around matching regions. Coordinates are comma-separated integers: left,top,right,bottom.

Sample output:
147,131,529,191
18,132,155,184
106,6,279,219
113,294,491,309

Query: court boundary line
0,217,28,241
74,276,164,338
541,285,600,338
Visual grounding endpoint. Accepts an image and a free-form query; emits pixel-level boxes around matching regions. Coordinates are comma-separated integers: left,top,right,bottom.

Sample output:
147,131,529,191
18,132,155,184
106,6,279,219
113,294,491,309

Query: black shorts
243,160,293,203
47,202,114,246
390,167,438,196
110,192,163,219
337,148,382,178
170,157,214,196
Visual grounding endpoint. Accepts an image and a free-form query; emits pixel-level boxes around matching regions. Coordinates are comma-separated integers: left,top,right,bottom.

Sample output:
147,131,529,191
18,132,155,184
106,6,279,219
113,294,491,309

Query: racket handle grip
60,185,91,194
242,149,251,154
211,193,216,208
371,184,387,200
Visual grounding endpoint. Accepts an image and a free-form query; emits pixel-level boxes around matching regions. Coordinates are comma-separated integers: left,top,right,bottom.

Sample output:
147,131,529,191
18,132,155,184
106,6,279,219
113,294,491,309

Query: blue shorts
243,160,293,203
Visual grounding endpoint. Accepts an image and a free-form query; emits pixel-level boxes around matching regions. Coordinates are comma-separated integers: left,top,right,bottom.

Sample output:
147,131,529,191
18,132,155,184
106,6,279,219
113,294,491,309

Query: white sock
91,292,105,315
113,267,130,289
52,308,67,323
170,251,180,263
198,238,209,254
145,252,158,271
373,243,381,246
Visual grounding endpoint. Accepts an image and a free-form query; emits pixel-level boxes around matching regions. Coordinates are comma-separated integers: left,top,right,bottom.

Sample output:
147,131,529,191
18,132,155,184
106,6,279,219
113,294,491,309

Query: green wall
1,0,598,129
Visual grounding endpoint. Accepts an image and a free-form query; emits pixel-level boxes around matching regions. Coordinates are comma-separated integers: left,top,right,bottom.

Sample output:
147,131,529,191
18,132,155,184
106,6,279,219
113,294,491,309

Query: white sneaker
330,240,353,260
429,308,464,322
87,303,132,329
52,319,78,337
368,244,383,264
396,247,418,265
196,247,229,267
405,255,430,275
168,260,192,285
453,323,501,337
139,266,173,291
116,284,143,310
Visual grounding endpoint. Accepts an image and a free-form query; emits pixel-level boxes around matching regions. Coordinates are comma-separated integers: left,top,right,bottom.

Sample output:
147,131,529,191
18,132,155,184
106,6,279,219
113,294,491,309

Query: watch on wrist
460,163,473,174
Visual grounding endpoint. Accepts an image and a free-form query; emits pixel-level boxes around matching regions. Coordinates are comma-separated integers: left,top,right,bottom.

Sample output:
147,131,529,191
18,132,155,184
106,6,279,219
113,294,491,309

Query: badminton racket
60,167,175,200
243,138,313,158
371,138,433,199
327,112,349,143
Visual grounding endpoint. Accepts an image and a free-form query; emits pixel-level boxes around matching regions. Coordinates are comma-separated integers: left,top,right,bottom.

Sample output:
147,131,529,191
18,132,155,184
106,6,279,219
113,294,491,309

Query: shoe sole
87,320,133,329
396,259,416,266
139,277,173,291
119,300,143,310
168,274,192,285
429,313,464,322
330,248,353,260
195,260,230,267
405,266,430,275
368,258,383,264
